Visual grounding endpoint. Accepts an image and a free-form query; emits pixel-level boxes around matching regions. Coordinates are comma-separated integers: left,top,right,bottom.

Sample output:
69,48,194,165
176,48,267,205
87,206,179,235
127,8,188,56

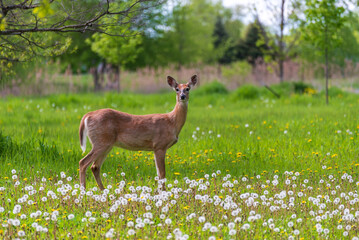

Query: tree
0,0,161,77
254,0,302,82
213,16,230,64
87,29,143,91
162,0,222,67
301,0,348,104
235,20,268,66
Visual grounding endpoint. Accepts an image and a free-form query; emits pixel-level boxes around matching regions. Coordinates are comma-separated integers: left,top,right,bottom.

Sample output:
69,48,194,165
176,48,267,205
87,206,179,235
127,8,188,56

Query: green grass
1,90,359,239
1,91,359,178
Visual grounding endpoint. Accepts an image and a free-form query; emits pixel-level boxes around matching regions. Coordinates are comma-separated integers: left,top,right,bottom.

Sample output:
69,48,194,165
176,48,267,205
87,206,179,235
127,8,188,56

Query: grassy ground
1,89,359,239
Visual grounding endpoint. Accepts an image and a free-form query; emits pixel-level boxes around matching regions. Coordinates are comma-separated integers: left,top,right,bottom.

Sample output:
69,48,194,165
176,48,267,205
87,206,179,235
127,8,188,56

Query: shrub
268,82,293,97
320,86,346,97
232,84,260,100
293,82,313,94
194,81,228,96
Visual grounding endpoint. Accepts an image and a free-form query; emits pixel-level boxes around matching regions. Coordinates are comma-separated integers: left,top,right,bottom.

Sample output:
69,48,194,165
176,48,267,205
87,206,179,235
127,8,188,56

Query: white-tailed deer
79,75,198,190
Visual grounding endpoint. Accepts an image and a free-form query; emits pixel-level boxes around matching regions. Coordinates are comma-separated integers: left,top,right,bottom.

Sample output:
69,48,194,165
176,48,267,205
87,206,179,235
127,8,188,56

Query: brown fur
79,75,198,190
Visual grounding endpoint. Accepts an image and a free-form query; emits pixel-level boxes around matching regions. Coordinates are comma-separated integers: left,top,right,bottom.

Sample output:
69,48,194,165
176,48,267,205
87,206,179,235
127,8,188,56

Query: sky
222,0,269,23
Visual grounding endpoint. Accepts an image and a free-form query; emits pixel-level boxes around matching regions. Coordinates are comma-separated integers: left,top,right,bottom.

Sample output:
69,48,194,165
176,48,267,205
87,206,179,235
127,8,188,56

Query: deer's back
85,108,177,151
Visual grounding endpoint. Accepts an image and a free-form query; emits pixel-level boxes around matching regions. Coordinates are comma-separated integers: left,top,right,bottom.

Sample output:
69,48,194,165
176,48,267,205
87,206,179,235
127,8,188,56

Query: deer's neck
170,101,188,136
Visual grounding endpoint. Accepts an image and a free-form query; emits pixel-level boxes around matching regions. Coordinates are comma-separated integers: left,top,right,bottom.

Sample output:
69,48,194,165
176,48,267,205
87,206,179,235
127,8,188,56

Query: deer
78,75,198,190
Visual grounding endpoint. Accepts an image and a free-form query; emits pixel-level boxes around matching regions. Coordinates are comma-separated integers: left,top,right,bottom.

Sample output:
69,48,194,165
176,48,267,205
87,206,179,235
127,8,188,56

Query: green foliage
236,21,267,65
320,86,346,97
55,33,102,73
87,2,144,68
163,0,219,65
266,82,293,97
293,82,314,94
88,33,142,67
32,0,54,18
232,84,261,100
194,81,228,96
302,0,346,52
221,61,252,85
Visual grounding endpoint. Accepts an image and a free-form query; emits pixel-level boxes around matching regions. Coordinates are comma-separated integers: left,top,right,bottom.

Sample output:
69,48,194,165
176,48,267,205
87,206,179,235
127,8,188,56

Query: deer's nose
180,95,186,100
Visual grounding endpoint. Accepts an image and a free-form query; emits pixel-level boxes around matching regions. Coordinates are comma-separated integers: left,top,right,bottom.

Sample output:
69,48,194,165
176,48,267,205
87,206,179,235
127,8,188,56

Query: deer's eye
185,88,190,91
175,88,179,92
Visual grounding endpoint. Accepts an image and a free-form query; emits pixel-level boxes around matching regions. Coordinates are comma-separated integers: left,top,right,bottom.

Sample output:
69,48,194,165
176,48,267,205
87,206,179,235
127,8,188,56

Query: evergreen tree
235,21,267,66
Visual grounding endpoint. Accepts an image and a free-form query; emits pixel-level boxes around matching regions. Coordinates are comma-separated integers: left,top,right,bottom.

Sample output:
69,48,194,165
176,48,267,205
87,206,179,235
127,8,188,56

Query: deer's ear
167,76,178,89
188,75,198,88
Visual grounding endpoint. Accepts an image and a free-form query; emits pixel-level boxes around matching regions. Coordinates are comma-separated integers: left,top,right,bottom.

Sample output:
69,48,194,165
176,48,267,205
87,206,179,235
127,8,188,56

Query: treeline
2,0,359,90
55,0,359,86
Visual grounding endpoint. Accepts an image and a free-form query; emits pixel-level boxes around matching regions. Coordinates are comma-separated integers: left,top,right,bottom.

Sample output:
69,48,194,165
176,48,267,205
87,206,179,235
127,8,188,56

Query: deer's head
167,75,198,103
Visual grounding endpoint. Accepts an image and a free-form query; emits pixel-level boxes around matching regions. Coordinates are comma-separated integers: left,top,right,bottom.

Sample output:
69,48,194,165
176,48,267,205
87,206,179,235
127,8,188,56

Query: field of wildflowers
1,90,359,239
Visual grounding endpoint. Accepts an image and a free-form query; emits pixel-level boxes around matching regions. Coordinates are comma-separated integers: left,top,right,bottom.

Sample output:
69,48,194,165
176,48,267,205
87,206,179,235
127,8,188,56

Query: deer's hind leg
79,149,96,189
91,147,112,190
80,146,111,189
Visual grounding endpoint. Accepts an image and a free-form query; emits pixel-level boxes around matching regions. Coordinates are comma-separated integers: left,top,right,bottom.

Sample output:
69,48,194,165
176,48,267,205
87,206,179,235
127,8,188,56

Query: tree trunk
90,67,101,92
325,47,329,105
279,59,284,83
114,66,120,93
279,0,285,83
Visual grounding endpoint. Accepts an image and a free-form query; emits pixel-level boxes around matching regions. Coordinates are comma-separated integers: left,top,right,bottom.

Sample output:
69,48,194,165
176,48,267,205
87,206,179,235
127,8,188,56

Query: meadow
1,84,359,239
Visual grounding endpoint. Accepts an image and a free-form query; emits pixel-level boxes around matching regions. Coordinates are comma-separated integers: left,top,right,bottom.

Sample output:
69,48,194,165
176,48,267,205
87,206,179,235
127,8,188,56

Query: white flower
68,214,75,220
165,218,172,225
199,216,205,223
128,229,135,235
18,230,25,237
293,230,300,235
242,224,250,230
229,229,236,236
228,222,235,229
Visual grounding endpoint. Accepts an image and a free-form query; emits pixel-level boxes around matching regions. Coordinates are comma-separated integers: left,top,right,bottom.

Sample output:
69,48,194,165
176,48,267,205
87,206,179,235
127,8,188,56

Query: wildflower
128,229,135,235
229,229,236,236
242,224,250,230
228,222,235,229
18,230,25,237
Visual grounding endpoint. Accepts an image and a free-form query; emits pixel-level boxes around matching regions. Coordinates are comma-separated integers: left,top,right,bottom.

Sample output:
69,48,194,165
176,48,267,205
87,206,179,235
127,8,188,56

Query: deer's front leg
154,149,167,191
154,149,166,179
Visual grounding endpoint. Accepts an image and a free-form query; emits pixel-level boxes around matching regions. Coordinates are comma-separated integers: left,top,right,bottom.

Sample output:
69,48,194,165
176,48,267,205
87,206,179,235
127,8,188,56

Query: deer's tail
79,116,88,153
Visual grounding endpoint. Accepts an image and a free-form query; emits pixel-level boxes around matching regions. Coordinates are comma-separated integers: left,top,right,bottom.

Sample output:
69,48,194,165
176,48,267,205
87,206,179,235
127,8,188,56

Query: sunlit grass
1,91,359,238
